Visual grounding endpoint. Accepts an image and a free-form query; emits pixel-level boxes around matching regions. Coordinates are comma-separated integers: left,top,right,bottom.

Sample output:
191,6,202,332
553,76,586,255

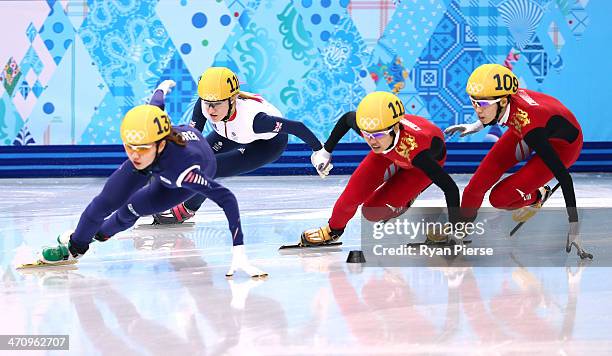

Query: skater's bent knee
362,205,406,222
489,186,515,209
361,207,382,222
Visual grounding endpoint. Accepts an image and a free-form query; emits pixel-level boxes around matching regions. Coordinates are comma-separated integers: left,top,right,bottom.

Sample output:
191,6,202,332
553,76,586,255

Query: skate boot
424,223,471,246
40,231,87,264
300,225,343,247
512,185,552,222
425,227,450,244
152,203,195,225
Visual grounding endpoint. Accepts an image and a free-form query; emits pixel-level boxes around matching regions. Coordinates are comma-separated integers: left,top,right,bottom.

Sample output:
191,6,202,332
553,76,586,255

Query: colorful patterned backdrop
0,0,609,146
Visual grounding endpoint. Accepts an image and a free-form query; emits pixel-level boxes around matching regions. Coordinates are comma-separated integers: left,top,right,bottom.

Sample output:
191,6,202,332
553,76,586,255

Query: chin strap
222,97,235,122
382,125,402,153
484,106,503,127
484,96,510,127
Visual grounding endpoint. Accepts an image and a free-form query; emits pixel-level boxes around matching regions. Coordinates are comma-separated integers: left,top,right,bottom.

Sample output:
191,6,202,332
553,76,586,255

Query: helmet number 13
153,115,170,135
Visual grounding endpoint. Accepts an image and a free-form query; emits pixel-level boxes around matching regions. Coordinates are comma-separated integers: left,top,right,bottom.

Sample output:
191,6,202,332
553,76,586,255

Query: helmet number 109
153,115,170,135
493,74,519,92
388,100,405,119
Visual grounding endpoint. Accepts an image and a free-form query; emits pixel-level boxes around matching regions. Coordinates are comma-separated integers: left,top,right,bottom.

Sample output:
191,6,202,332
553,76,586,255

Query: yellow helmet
466,63,519,98
356,91,405,132
120,105,171,145
197,67,240,101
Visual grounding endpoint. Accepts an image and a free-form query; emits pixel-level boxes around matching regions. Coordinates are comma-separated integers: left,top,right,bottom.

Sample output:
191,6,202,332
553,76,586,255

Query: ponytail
237,91,262,102
164,128,187,147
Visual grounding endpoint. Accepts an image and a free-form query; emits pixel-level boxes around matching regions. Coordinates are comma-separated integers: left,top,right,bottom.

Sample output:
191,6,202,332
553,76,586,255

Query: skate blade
512,207,538,222
135,221,195,230
16,259,78,269
279,242,342,250
226,273,270,280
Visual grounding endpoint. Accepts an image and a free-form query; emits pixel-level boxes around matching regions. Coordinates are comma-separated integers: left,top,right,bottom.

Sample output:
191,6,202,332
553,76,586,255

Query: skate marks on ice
1,175,612,353
6,255,610,354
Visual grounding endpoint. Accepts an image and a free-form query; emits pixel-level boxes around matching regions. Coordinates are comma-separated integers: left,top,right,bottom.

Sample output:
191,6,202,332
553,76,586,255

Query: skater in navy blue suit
37,103,266,277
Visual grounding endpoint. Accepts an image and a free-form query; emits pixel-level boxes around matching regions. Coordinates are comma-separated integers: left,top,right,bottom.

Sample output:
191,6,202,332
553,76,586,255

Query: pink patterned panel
0,1,49,68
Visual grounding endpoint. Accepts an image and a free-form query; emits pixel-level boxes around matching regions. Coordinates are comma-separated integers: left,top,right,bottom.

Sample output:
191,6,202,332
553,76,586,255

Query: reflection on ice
1,174,612,354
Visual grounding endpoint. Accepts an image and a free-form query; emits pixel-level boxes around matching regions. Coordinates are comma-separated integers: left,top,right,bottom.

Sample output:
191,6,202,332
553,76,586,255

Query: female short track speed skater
299,91,461,247
445,63,585,254
28,104,266,277
152,67,331,224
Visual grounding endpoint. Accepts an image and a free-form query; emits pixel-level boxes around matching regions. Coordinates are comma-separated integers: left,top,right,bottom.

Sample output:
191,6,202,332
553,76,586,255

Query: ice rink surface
2,173,612,355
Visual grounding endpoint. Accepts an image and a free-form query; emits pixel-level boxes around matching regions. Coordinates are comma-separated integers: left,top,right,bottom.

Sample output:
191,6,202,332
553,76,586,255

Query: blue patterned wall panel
0,0,610,146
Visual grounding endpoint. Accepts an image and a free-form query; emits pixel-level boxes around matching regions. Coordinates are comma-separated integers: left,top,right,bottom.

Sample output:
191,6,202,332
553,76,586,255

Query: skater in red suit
300,91,460,246
445,63,583,229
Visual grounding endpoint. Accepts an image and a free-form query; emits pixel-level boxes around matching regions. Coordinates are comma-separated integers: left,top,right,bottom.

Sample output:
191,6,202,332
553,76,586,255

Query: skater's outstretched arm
252,113,323,151
177,167,244,246
523,128,577,222
179,168,268,276
149,89,166,110
254,112,338,177
151,85,209,133
308,111,360,178
322,111,360,153
412,150,461,223
149,80,176,110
